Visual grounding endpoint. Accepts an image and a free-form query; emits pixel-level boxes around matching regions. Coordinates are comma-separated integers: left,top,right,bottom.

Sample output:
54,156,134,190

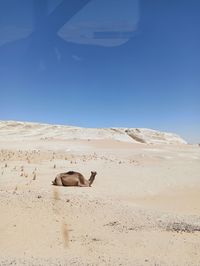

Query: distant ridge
0,120,187,144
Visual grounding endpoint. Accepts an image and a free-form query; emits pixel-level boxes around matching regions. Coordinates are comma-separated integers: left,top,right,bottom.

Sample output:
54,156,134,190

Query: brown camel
52,171,97,187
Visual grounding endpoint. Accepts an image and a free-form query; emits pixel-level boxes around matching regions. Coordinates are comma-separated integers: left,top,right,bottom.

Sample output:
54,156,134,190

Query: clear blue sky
0,0,199,143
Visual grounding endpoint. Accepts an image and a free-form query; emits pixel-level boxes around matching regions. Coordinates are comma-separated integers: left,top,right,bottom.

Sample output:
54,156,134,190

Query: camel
52,171,97,187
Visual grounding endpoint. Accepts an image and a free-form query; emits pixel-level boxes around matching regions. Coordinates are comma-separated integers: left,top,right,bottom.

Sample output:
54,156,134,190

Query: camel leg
55,176,63,186
77,181,89,187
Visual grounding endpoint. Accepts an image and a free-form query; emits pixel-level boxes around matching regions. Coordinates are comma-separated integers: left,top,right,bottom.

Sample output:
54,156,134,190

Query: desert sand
0,121,200,265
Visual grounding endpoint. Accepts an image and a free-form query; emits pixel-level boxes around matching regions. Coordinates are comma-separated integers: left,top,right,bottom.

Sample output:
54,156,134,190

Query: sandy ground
0,136,200,265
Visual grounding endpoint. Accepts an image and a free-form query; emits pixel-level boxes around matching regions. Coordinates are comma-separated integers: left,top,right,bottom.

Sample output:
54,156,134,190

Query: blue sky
0,0,199,143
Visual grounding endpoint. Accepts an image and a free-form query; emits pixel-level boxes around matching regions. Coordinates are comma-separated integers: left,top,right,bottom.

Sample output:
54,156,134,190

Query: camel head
89,171,97,186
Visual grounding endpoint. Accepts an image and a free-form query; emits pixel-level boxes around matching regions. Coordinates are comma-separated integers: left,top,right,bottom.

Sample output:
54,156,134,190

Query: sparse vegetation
33,172,36,180
165,222,200,233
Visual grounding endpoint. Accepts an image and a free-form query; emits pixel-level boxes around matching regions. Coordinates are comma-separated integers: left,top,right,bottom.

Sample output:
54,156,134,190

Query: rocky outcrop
124,128,187,144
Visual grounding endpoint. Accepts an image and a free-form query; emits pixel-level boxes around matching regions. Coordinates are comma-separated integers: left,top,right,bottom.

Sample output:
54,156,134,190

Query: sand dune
0,120,187,144
0,120,199,265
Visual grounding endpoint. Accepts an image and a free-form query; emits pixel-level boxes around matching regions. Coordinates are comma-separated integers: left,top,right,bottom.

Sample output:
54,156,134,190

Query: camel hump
66,171,76,175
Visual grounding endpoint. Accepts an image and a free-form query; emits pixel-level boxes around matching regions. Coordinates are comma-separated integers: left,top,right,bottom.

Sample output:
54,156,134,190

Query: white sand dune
0,120,187,144
0,120,199,265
